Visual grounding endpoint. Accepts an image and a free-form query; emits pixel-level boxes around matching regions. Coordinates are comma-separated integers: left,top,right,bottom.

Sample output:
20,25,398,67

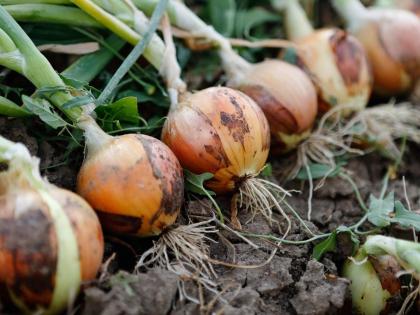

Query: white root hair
135,219,219,302
238,177,293,238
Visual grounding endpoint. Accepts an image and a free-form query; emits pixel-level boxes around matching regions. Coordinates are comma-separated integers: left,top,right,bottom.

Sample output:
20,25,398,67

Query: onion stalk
273,0,372,114
0,136,103,314
344,235,420,315
0,5,184,238
332,0,420,96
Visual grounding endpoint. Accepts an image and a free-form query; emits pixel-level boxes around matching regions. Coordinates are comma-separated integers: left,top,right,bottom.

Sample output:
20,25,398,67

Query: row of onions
0,0,419,314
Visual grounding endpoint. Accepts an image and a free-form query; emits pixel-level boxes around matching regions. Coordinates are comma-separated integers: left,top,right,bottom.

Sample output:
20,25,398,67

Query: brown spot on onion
370,255,401,295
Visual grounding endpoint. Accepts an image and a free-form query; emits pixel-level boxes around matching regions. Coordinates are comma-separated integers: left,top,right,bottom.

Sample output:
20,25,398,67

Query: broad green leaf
185,170,215,196
313,226,359,260
208,0,236,37
313,231,337,260
296,161,345,180
22,95,68,129
367,192,394,228
96,96,140,125
392,201,420,231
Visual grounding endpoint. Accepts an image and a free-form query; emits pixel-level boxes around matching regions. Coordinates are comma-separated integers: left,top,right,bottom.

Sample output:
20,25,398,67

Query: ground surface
1,112,420,315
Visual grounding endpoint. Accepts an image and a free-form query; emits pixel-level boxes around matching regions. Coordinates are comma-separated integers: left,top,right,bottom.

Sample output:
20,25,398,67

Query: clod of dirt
219,244,293,295
290,260,349,315
82,270,178,315
0,117,38,155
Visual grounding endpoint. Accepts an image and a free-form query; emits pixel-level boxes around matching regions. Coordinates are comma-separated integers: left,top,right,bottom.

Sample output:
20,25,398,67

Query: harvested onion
162,86,270,193
275,0,372,113
332,0,420,95
0,137,103,314
77,117,184,236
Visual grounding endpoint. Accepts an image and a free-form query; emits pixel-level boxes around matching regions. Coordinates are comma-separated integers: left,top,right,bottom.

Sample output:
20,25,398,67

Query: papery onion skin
289,28,372,114
237,60,317,152
351,10,420,95
77,134,184,237
162,86,270,194
0,187,103,311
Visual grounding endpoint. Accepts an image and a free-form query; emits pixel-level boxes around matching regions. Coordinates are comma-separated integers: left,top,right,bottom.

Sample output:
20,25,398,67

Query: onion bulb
375,0,420,17
77,117,184,237
162,86,270,194
332,0,420,95
237,60,318,152
0,137,104,315
275,0,372,114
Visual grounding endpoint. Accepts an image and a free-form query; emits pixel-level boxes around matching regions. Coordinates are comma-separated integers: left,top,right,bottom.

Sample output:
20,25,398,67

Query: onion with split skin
274,0,372,114
77,117,184,237
162,86,270,194
332,0,420,96
0,139,104,315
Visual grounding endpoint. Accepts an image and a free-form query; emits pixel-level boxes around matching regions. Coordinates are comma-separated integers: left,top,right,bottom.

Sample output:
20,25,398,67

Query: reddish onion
332,0,420,95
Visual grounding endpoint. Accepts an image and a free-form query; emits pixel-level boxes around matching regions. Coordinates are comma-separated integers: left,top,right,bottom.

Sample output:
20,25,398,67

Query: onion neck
331,0,369,29
272,0,314,41
77,115,113,159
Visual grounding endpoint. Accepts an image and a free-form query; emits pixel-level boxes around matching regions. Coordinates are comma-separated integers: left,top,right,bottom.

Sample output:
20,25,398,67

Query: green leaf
260,163,272,177
235,8,279,39
313,226,359,260
313,231,337,260
296,161,345,180
22,95,68,129
392,201,420,231
62,95,95,109
0,96,31,117
117,89,169,108
282,47,297,65
185,170,215,196
367,192,394,228
95,96,140,124
208,0,236,37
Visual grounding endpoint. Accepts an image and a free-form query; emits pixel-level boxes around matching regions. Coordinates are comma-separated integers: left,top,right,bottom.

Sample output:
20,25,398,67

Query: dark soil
2,114,420,315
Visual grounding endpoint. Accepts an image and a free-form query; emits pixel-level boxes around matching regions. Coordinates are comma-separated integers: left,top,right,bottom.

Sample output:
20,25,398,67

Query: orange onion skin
162,87,270,194
351,10,420,95
0,187,103,310
77,134,184,237
236,60,318,152
289,28,372,113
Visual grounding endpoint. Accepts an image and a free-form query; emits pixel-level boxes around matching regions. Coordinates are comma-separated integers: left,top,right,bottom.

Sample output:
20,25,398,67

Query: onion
375,0,420,17
0,138,104,314
162,86,270,194
237,60,318,152
77,117,184,237
332,0,420,95
275,0,372,114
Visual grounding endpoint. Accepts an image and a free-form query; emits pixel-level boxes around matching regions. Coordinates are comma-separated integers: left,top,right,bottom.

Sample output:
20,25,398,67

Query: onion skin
162,86,270,193
77,134,184,237
351,10,420,95
237,60,318,152
289,28,372,114
0,187,103,312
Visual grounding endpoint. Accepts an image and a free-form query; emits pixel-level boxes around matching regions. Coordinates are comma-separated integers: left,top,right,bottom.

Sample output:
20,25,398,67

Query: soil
1,114,420,315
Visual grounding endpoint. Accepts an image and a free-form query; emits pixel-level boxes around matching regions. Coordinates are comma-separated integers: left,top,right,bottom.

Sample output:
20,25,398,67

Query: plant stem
0,6,81,121
272,0,314,41
331,0,369,29
374,0,395,7
0,0,69,4
0,96,31,117
4,4,101,27
134,0,251,84
96,0,168,104
70,0,164,70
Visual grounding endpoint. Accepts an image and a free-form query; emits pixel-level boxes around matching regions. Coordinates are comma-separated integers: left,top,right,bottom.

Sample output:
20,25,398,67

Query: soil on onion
1,114,420,315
